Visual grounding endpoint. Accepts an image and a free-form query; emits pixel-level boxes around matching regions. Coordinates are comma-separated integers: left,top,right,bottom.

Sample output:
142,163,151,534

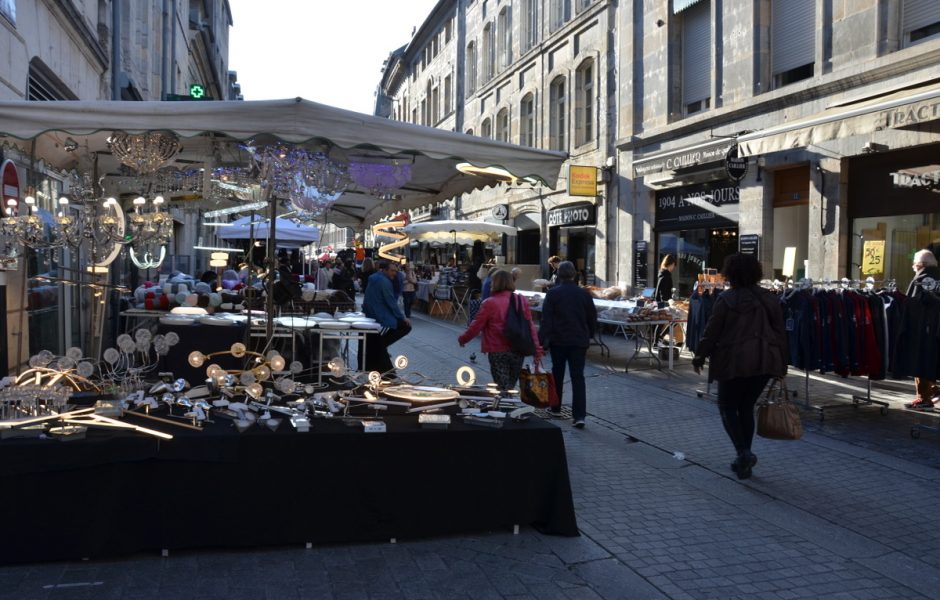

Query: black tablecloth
158,322,247,384
0,413,577,564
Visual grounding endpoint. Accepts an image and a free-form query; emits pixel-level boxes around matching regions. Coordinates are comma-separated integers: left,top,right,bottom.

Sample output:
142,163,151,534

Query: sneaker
573,419,585,429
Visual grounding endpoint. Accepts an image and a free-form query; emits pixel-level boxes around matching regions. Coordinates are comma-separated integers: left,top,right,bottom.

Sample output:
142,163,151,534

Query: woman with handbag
458,269,543,392
691,253,788,479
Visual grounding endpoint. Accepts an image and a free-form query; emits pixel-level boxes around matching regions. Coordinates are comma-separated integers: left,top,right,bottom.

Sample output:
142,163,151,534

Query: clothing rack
776,281,893,420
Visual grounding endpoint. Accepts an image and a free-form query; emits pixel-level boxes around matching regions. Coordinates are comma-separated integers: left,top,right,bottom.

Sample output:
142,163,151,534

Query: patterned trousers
487,351,525,392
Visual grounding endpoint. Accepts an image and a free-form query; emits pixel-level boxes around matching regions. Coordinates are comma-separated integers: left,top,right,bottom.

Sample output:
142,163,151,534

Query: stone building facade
378,0,618,285
381,0,940,296
0,0,237,371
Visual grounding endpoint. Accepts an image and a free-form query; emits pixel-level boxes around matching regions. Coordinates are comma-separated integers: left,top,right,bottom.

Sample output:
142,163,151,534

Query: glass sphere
188,351,206,368
230,342,247,358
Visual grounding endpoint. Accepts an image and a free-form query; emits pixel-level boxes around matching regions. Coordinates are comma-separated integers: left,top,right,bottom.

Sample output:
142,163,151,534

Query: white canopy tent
0,98,566,228
402,220,517,246
218,216,320,247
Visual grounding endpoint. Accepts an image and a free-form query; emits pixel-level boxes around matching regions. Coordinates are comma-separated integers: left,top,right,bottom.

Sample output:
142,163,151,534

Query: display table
0,413,578,564
598,319,685,371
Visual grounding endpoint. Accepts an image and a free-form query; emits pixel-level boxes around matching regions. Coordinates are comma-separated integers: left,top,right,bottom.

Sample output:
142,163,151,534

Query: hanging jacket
694,285,788,383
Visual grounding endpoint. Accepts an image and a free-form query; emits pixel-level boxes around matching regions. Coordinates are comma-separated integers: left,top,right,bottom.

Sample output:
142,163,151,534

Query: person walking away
691,253,788,479
362,260,412,374
905,249,940,409
458,269,542,393
538,261,597,428
401,263,418,318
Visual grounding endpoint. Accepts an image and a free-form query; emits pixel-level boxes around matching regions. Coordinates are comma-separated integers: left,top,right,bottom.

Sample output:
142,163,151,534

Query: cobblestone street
4,312,940,599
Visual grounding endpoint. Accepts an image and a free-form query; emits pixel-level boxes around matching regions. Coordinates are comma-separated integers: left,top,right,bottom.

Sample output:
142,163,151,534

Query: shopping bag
503,293,536,356
756,378,803,440
519,361,560,409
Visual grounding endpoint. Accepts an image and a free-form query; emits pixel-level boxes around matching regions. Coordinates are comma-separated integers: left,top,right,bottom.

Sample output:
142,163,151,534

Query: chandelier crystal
349,161,412,198
108,131,181,174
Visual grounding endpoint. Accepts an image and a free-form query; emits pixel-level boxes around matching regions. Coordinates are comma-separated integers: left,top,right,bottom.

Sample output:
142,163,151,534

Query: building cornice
47,0,109,71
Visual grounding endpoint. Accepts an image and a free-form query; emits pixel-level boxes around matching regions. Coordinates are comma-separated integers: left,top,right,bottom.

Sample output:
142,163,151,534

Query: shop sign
491,204,509,220
878,95,940,129
738,234,759,257
890,169,940,189
1,160,19,206
547,204,596,227
568,165,598,197
655,181,739,231
633,139,736,178
634,240,648,289
724,145,748,182
861,240,886,275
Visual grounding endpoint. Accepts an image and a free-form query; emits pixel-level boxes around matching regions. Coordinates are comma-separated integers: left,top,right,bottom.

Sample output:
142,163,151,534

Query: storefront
654,181,740,297
848,142,940,294
547,203,596,284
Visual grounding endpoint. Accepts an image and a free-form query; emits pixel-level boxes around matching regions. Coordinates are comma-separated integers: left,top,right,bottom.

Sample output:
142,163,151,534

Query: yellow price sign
861,240,885,275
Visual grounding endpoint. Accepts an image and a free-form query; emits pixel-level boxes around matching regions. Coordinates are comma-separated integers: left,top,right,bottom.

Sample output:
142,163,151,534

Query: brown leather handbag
756,378,804,440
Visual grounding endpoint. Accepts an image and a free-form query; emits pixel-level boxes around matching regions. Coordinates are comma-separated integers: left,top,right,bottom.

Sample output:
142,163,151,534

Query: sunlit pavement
4,310,940,599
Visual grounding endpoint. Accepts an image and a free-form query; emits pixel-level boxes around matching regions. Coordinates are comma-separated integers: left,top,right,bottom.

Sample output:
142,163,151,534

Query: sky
227,0,441,114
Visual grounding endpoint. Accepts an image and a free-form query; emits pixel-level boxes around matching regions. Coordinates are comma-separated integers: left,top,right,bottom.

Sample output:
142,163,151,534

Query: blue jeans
550,345,587,421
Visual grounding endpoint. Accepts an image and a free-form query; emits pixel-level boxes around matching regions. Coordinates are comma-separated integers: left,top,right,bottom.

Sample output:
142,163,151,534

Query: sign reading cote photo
655,181,739,231
547,204,596,227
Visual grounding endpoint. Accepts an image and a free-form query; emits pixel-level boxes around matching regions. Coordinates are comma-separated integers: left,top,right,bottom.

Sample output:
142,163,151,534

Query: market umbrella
219,216,320,247
402,220,518,245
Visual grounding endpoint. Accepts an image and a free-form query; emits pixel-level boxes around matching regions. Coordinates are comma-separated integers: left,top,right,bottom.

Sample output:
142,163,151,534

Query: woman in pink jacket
458,269,543,392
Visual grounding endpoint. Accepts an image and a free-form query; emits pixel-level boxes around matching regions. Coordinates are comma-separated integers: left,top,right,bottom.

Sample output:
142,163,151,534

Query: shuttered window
903,0,940,44
772,0,815,78
682,0,710,111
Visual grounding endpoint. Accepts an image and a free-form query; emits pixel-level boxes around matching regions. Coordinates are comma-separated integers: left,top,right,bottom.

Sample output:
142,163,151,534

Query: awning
402,219,517,245
632,138,736,178
0,98,567,228
738,81,940,157
218,216,320,247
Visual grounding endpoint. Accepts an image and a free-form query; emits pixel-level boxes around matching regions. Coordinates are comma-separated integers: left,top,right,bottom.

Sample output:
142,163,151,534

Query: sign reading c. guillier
568,165,598,197
548,204,596,227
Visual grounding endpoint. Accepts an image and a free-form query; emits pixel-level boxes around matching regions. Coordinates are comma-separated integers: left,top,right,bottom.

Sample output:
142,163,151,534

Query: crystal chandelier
349,161,412,198
243,143,350,215
126,195,173,269
108,131,181,174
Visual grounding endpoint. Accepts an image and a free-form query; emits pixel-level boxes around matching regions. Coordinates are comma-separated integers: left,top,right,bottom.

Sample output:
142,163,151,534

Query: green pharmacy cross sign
189,84,206,99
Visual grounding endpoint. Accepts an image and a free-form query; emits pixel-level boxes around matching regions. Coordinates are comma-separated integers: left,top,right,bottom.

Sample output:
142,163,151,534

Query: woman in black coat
691,253,787,480
654,254,676,305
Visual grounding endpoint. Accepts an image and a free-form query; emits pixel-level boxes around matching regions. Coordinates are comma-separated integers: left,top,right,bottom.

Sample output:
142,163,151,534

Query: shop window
679,0,711,115
483,23,495,82
466,42,478,94
496,108,509,142
549,76,567,151
522,0,540,52
549,0,571,33
498,7,512,70
771,0,815,88
903,0,940,45
851,214,940,294
574,58,595,147
520,93,535,147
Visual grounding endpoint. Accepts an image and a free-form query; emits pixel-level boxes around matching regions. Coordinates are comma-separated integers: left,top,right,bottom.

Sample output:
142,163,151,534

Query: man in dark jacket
905,249,940,409
539,261,597,428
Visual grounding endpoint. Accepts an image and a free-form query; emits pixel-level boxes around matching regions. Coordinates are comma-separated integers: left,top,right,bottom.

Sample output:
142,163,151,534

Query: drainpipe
111,0,122,100
161,0,171,99
170,0,178,93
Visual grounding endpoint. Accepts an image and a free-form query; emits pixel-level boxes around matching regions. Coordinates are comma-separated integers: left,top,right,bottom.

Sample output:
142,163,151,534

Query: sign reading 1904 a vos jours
655,181,739,231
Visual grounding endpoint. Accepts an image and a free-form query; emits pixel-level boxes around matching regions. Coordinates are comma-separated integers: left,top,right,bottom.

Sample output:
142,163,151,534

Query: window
483,23,496,82
520,93,535,147
431,86,440,124
466,128,474,136
467,42,478,94
496,108,509,142
549,76,567,151
412,107,418,124
549,0,571,33
426,81,433,124
772,0,815,88
444,75,452,116
27,59,77,101
576,0,592,13
680,0,711,114
522,0,540,52
903,0,940,45
575,59,595,146
498,7,512,70
445,18,453,43
481,118,492,138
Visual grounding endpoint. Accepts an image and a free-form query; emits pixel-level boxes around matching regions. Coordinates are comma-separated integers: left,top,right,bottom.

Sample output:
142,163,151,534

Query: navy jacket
539,281,597,349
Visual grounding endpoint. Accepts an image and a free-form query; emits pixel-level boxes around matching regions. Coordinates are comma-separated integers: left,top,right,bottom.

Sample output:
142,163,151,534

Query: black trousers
716,375,770,453
363,320,412,373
